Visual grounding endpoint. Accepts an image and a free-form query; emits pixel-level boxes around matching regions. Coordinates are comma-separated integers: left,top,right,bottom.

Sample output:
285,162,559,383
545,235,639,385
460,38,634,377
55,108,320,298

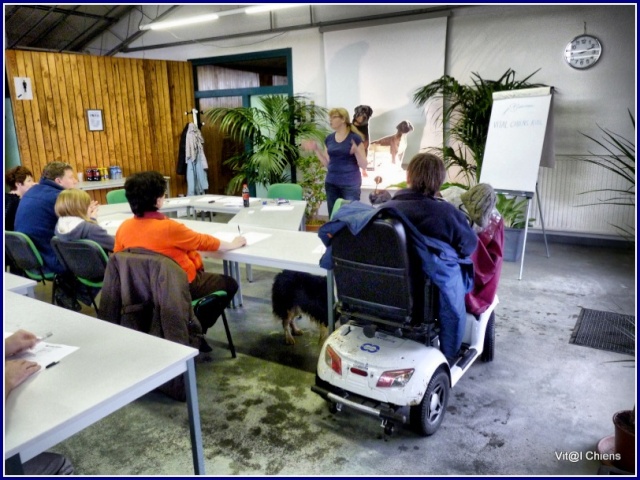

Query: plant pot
305,220,326,233
503,227,525,262
613,410,635,473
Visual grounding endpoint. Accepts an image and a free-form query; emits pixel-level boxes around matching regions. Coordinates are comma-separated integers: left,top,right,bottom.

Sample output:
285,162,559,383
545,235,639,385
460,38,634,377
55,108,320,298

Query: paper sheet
163,198,191,206
99,219,124,228
4,332,79,369
194,196,225,203
211,231,271,246
261,205,295,212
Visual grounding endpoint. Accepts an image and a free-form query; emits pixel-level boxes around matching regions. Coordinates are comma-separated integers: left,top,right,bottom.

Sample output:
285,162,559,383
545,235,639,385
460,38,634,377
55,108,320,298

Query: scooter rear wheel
410,367,449,436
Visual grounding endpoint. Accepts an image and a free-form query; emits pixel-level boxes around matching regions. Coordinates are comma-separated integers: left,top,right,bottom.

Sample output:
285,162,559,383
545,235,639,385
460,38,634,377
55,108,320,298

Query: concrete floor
29,238,636,476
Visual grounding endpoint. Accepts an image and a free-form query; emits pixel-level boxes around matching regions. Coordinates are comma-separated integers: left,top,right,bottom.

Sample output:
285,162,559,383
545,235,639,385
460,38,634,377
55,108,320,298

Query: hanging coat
185,124,209,196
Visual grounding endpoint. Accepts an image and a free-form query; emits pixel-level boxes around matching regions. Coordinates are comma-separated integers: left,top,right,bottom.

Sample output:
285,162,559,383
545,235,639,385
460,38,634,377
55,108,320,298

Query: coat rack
184,108,205,127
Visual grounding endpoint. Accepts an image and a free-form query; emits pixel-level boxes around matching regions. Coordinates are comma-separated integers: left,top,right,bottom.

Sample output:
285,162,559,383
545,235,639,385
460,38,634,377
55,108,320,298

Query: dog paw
292,328,304,336
285,333,296,345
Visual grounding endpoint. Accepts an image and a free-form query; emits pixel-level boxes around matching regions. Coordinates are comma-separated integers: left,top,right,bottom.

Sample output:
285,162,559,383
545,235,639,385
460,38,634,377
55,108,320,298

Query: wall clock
564,34,602,70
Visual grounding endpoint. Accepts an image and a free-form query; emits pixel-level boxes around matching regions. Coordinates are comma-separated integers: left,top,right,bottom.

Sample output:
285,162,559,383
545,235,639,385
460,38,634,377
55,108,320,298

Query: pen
208,200,216,203
38,331,53,341
45,361,59,369
238,225,242,236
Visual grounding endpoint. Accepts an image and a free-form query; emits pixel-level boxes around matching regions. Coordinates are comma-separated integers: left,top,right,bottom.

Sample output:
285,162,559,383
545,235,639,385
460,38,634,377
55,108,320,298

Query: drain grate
570,308,635,356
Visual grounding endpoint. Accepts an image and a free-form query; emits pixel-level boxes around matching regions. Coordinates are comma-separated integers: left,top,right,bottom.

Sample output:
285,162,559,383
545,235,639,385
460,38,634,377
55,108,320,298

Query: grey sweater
54,216,115,252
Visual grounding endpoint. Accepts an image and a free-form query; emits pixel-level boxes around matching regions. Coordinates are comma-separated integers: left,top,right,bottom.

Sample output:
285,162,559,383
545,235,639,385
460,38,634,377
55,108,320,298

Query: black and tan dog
272,270,329,345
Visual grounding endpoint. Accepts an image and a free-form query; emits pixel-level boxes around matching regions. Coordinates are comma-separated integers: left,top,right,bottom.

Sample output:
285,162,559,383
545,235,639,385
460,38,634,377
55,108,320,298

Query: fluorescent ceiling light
245,5,301,14
140,13,219,31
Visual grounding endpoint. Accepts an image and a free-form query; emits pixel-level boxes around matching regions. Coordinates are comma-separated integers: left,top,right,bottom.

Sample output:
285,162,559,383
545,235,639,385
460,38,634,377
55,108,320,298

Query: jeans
325,183,361,219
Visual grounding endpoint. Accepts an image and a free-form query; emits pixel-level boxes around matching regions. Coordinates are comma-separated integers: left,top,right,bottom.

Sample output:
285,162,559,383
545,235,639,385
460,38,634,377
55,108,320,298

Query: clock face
564,34,602,69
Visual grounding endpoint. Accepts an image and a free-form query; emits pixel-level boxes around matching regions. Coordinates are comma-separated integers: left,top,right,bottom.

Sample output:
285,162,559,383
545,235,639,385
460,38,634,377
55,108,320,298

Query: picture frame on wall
86,109,104,131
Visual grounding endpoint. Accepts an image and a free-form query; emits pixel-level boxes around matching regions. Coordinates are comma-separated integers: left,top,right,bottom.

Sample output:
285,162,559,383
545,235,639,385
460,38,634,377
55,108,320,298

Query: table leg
184,358,205,475
233,262,243,306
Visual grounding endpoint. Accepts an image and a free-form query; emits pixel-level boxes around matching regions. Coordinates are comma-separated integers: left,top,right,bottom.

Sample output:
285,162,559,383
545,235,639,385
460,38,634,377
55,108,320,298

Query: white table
99,218,335,329
4,272,37,297
4,292,205,475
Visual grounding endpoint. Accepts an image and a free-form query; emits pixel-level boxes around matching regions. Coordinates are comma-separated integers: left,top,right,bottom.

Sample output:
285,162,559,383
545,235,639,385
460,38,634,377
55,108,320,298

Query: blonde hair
55,189,93,222
329,107,364,140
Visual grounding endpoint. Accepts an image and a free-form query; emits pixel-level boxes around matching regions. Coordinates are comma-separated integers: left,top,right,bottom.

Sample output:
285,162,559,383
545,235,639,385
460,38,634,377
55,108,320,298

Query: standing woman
303,108,367,216
5,166,35,231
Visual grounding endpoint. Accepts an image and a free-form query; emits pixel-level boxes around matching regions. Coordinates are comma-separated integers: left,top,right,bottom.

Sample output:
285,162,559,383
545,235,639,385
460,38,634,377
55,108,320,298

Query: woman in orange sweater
114,171,246,310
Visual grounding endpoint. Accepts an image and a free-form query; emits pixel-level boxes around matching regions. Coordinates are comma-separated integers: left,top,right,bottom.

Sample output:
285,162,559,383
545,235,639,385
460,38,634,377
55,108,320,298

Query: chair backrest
51,237,109,287
332,214,436,328
330,198,351,220
5,231,52,281
106,188,127,204
267,183,303,201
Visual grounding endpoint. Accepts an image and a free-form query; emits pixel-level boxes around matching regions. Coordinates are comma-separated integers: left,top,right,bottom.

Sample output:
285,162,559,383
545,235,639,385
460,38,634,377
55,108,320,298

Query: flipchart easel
480,87,555,280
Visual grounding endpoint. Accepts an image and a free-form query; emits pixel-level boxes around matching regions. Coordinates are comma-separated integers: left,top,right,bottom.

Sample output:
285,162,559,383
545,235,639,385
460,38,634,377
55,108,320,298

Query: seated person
5,166,35,231
54,189,114,252
458,184,504,316
114,171,246,345
14,161,79,274
5,329,75,475
14,162,81,310
383,153,477,363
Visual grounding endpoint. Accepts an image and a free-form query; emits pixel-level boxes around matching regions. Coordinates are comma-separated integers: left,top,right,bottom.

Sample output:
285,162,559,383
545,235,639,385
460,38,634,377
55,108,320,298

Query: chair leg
220,310,236,358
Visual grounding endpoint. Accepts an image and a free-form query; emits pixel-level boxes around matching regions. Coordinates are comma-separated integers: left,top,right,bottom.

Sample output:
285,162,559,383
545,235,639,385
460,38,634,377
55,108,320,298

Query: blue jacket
318,201,474,358
15,178,65,274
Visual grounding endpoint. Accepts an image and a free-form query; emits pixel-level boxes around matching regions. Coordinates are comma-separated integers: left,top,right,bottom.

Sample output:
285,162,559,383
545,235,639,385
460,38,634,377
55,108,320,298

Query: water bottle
242,184,250,208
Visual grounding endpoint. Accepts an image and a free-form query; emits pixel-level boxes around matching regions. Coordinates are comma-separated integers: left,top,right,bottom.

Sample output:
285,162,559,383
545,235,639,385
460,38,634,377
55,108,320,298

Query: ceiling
4,4,454,56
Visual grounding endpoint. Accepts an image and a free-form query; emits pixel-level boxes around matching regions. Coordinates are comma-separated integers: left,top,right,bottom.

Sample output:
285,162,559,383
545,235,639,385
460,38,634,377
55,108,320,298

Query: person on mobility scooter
312,153,503,436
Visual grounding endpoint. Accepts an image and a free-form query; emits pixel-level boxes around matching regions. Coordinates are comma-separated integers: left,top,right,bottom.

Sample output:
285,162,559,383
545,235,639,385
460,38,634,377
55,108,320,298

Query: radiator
533,156,635,237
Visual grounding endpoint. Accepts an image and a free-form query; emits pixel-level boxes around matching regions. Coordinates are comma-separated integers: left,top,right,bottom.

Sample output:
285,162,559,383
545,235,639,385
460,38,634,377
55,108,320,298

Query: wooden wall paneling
120,59,137,176
136,61,153,173
115,60,133,177
110,61,125,174
42,53,62,163
143,61,160,175
96,56,116,164
103,58,122,166
90,56,108,166
82,55,104,170
49,53,69,161
60,54,81,168
13,52,36,175
132,59,149,172
68,55,90,168
30,53,54,165
55,54,77,170
75,55,97,170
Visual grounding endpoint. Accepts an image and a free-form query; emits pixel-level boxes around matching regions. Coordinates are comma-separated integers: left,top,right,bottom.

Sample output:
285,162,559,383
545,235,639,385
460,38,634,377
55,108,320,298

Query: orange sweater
114,213,220,283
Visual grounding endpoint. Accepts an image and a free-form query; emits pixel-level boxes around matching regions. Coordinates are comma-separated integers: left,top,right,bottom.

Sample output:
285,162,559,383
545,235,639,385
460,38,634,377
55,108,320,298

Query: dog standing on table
272,270,329,345
370,120,414,165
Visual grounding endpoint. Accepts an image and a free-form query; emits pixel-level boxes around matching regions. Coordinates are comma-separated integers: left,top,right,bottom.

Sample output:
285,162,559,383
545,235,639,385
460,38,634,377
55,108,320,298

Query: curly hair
5,166,33,190
406,153,446,196
124,171,166,217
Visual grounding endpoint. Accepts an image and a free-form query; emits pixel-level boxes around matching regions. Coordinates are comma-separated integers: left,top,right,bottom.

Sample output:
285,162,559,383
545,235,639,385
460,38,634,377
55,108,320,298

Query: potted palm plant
204,95,328,195
575,109,635,241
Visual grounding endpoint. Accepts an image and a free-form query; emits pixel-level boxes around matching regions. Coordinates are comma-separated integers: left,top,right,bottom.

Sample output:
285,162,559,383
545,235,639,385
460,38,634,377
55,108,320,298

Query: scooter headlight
376,368,415,388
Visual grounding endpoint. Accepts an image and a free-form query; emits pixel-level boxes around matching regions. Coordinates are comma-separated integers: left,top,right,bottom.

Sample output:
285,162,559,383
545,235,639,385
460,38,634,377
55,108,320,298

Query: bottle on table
242,183,250,208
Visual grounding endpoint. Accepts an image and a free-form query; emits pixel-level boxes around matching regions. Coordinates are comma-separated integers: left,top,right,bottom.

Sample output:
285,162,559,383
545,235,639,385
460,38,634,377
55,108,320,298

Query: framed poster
86,109,104,131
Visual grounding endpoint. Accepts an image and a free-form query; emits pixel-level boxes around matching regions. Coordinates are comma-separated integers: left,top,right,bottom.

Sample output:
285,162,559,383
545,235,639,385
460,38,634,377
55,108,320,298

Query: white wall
99,4,636,236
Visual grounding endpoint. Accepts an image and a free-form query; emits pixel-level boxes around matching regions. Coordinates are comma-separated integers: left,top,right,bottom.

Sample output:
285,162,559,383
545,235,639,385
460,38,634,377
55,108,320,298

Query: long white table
97,195,307,233
4,272,37,297
99,218,335,330
4,292,205,475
